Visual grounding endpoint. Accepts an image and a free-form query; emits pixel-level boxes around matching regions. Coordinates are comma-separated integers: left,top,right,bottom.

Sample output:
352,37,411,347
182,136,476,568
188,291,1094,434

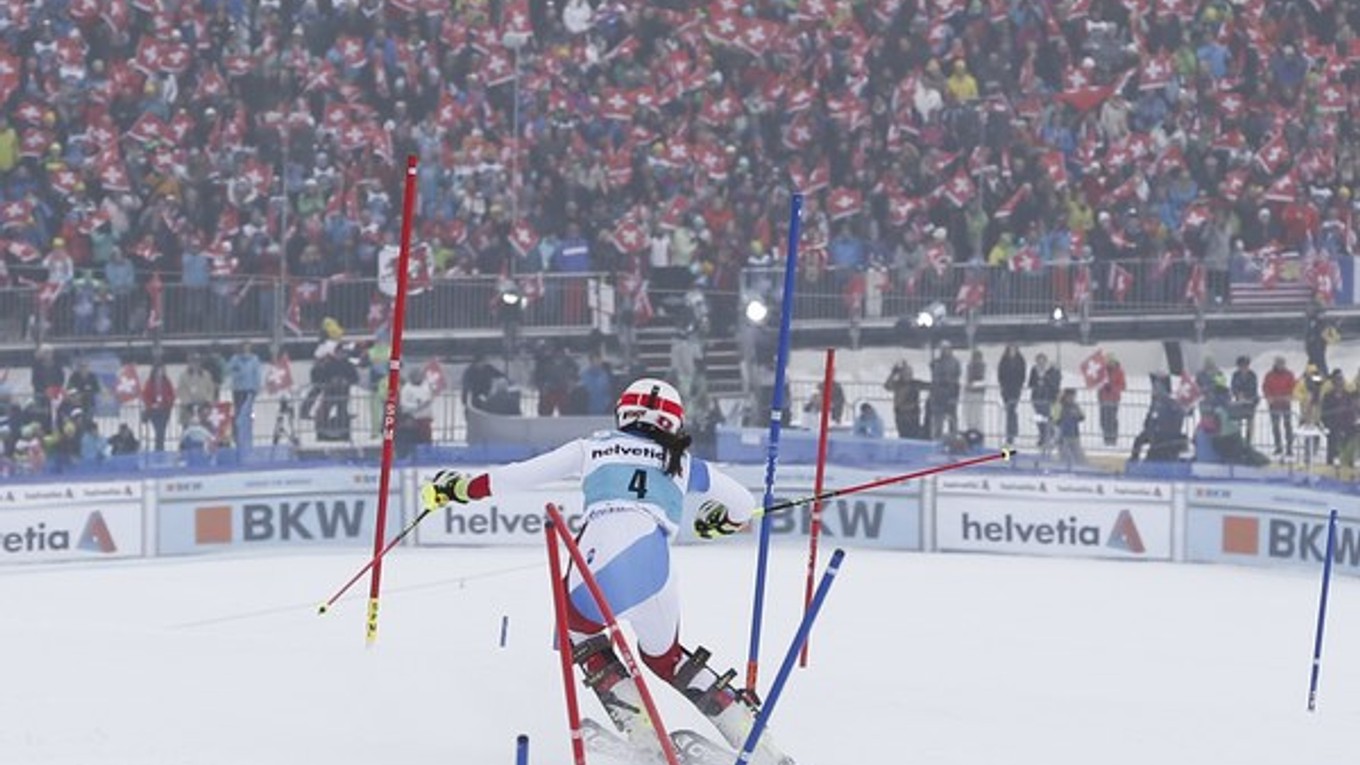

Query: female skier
425,377,791,764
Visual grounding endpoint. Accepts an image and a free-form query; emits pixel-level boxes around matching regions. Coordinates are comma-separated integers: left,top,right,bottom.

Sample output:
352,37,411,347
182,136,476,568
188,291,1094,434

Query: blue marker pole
1307,508,1339,712
514,733,529,765
746,192,802,694
499,614,509,648
736,549,845,765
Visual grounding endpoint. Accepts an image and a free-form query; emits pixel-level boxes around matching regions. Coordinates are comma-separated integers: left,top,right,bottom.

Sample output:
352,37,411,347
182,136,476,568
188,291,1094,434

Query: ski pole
1307,508,1339,712
545,518,588,765
752,447,1013,520
317,499,436,615
801,347,835,668
736,549,846,765
546,503,682,765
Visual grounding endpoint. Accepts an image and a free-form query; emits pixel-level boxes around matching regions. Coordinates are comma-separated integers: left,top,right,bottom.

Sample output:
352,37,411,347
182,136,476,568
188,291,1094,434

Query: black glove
424,469,473,510
694,500,743,539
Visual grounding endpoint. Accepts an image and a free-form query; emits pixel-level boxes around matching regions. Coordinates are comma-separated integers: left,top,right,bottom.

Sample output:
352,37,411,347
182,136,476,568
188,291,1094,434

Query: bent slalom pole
545,518,587,765
801,347,835,668
752,448,1013,521
546,503,682,765
737,549,846,765
1307,508,1339,712
362,154,421,645
318,499,436,614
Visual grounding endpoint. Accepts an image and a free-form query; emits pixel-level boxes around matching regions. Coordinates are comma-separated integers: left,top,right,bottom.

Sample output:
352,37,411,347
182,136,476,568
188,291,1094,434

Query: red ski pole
545,504,681,765
801,348,835,668
545,518,588,765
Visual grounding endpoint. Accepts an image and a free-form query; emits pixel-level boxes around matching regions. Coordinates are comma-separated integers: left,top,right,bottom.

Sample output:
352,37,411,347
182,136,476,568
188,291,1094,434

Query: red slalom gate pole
545,518,588,765
545,504,681,765
755,448,1013,520
364,154,419,647
800,348,835,669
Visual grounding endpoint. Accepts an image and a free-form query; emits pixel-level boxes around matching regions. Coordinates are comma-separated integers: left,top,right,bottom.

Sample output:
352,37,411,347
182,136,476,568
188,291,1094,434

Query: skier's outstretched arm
424,440,583,507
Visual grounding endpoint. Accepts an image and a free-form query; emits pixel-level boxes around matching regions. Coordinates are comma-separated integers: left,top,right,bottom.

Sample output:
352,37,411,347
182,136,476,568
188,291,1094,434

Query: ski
581,718,740,765
671,728,737,765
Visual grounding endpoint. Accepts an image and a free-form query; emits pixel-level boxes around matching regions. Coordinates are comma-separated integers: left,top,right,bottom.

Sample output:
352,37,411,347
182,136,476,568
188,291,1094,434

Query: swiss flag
0,49,18,103
1174,372,1201,408
1039,152,1068,189
1254,133,1291,176
1216,91,1245,120
1181,200,1212,233
7,240,40,262
500,0,532,38
1080,350,1108,389
114,364,142,404
13,101,44,127
941,171,975,207
0,198,33,229
510,220,539,257
1184,263,1206,306
1072,264,1093,307
1108,262,1133,302
1264,172,1300,204
783,111,810,150
1220,170,1248,203
19,130,52,160
887,192,922,227
827,187,863,221
610,219,647,254
825,93,869,133
1318,83,1346,113
700,92,740,126
599,88,634,121
206,402,234,444
789,159,829,194
266,354,295,395
1010,245,1041,273
925,241,951,276
126,113,168,144
994,183,1030,220
954,279,986,314
422,359,448,395
696,144,731,181
704,10,747,49
146,272,164,330
1139,54,1174,91
1307,258,1340,306
336,36,367,70
1259,251,1283,289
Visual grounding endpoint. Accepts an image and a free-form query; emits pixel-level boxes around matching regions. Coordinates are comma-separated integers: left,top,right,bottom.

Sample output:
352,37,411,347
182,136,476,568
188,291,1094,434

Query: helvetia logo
1106,509,1146,553
78,511,118,553
1,511,116,554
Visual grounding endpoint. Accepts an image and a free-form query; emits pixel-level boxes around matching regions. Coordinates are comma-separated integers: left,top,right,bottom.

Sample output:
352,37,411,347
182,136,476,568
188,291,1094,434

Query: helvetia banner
0,503,144,563
934,476,1173,560
413,468,587,547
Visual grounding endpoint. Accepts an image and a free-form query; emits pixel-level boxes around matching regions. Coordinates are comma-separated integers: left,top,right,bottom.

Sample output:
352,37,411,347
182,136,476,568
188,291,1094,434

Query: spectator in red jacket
1261,357,1296,457
1098,355,1126,447
141,363,176,453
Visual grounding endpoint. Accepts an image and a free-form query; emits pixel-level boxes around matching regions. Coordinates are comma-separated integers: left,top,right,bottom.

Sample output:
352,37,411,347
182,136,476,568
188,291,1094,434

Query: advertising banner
0,480,142,509
0,503,144,563
935,475,1173,560
1185,483,1360,576
413,468,586,547
712,464,921,550
156,468,403,554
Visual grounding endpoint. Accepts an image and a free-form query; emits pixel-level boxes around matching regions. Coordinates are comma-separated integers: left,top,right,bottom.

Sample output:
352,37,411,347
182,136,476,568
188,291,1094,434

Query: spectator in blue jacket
227,342,262,450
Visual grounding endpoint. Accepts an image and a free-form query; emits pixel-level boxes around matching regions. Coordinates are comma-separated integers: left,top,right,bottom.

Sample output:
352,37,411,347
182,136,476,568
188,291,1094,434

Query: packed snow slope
3,542,1357,764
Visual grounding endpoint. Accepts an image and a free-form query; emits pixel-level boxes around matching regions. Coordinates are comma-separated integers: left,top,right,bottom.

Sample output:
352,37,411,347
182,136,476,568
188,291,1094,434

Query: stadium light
744,297,770,325
915,302,946,329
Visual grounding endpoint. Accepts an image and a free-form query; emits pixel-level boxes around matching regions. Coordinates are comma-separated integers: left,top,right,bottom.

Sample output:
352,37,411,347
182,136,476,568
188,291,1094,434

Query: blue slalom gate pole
1307,508,1339,712
746,192,802,693
736,549,845,765
514,733,529,765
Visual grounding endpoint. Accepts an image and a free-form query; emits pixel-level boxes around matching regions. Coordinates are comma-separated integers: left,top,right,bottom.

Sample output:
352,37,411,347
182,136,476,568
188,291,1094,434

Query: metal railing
0,377,1340,479
1,253,1330,351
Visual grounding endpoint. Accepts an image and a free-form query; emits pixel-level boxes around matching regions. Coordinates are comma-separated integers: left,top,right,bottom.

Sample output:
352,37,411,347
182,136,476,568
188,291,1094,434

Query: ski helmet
615,378,685,434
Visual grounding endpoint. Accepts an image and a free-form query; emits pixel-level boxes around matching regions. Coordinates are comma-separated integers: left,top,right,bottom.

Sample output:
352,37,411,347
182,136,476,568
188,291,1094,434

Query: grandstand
0,0,1357,479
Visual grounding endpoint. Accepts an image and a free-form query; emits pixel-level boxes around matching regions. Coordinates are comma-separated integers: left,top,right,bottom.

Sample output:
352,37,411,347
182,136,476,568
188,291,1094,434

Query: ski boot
574,635,665,761
670,647,795,765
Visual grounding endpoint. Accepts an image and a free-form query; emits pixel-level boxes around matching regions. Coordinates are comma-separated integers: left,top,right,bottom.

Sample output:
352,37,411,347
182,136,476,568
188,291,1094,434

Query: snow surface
3,542,1358,765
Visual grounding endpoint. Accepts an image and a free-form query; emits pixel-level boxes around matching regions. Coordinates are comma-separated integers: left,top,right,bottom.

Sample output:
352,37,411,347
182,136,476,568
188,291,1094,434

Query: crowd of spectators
0,0,1355,343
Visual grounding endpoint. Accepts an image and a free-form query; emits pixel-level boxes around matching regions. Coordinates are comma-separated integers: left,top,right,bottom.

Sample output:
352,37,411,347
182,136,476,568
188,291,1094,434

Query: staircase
634,321,745,397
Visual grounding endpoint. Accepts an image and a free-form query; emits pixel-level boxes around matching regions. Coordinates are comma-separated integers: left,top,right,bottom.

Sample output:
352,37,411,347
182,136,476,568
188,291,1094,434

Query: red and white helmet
615,377,685,434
